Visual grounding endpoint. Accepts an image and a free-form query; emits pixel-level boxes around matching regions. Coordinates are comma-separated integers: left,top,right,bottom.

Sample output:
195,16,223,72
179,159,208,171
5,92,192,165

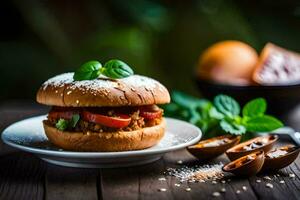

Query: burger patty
46,110,162,133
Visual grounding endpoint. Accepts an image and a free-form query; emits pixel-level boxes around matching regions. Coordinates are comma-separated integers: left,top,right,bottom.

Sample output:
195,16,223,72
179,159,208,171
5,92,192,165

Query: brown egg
197,40,258,85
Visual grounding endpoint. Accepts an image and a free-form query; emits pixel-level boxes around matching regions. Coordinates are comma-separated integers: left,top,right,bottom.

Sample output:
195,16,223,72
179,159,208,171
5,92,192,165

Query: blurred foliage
0,0,300,101
163,91,283,140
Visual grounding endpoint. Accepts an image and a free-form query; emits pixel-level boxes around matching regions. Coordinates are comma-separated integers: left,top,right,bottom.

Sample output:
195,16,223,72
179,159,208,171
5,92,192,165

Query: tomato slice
139,105,163,120
82,111,131,128
48,107,79,120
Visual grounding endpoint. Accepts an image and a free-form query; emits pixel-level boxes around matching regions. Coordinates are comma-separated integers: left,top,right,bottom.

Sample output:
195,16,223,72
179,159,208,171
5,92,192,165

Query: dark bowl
195,78,300,117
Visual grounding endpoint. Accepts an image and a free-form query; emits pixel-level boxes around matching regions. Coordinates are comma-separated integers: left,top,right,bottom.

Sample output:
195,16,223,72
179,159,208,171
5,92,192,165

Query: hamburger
37,70,170,152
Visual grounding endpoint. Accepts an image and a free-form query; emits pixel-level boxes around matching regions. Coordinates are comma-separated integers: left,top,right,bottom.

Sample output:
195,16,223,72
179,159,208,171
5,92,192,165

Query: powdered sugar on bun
37,73,170,107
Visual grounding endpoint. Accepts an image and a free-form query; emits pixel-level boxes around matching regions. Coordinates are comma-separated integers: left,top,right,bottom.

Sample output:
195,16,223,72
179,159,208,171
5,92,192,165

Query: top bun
37,73,170,107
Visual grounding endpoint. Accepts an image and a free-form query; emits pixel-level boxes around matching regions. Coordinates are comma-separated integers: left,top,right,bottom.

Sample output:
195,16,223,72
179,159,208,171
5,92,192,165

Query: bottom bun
43,119,165,152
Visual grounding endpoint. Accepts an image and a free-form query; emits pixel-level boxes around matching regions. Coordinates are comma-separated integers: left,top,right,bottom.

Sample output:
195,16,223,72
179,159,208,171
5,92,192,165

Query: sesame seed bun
37,73,170,107
43,119,165,152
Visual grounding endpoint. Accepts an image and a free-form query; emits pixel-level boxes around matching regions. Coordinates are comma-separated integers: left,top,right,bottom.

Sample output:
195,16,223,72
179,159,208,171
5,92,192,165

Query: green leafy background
163,92,283,139
1,0,300,102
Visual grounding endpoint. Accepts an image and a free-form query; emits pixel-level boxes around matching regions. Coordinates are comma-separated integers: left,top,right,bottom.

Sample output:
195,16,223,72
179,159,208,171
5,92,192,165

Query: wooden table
1,101,300,200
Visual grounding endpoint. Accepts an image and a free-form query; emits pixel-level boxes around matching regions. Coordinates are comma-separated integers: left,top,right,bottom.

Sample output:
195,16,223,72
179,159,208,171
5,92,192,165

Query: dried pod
187,135,241,161
262,145,300,171
223,151,264,176
226,135,278,161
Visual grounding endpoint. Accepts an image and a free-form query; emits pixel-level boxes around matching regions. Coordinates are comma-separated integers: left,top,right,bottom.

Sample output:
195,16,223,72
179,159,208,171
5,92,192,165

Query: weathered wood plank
0,102,47,200
138,160,173,200
247,141,300,200
164,150,197,200
0,152,46,200
45,164,99,200
2,101,300,200
100,149,259,200
164,150,257,200
248,165,300,200
100,167,139,200
0,101,48,155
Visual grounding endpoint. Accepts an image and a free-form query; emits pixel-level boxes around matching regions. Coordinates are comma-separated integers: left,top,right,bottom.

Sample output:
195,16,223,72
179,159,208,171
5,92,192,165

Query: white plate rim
1,116,201,158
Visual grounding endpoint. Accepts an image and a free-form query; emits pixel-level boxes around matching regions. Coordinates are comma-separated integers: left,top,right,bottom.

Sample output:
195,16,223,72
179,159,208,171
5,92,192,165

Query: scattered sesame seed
220,188,226,193
279,180,285,184
166,163,224,183
242,186,247,191
264,176,272,180
158,188,167,192
221,180,226,184
236,190,241,194
55,90,58,93
158,177,166,181
256,179,261,183
185,187,191,192
58,149,63,151
212,180,217,184
289,173,295,178
212,192,221,197
199,180,205,183
60,93,63,97
177,160,183,164
67,91,72,95
266,183,273,188
174,183,180,187
227,179,231,182
76,100,79,104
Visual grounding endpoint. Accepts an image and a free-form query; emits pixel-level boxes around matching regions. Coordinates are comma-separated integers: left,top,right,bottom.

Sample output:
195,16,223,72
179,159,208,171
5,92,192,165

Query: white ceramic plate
1,115,201,168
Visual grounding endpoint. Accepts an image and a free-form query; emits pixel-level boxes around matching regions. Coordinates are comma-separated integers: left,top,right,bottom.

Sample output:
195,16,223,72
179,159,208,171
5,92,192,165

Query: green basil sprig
214,95,240,119
242,98,266,118
56,119,69,131
73,61,102,81
102,59,134,79
163,92,283,136
55,114,80,131
73,59,134,81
